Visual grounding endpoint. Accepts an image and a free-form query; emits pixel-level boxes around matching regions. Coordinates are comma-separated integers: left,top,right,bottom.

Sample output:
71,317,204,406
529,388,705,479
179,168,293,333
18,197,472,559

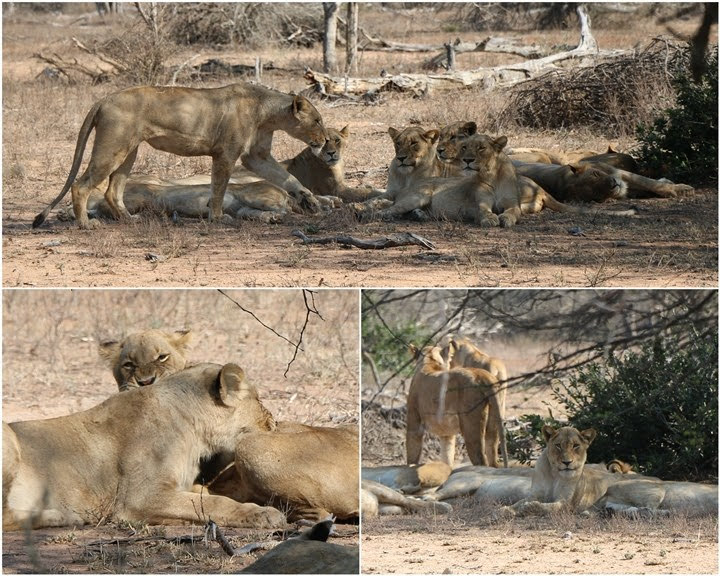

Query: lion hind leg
104,147,139,221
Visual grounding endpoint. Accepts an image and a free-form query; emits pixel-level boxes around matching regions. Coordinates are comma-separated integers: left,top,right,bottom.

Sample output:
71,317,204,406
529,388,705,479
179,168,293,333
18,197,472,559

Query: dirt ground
3,6,717,288
2,289,359,573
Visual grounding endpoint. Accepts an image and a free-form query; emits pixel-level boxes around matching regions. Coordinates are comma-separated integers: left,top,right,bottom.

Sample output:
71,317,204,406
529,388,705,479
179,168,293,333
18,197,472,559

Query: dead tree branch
292,230,436,250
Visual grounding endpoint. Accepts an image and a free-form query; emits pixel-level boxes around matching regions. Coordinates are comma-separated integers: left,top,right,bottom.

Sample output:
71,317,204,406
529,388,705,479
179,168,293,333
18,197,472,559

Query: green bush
636,46,718,185
554,333,718,481
362,319,431,378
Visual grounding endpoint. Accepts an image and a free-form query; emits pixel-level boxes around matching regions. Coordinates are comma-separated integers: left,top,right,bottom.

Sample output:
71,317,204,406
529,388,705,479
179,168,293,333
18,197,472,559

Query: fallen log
292,230,436,250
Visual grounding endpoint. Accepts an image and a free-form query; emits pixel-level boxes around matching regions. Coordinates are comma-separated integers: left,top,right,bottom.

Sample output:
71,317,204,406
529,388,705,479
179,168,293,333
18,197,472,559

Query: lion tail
489,388,509,468
32,100,102,228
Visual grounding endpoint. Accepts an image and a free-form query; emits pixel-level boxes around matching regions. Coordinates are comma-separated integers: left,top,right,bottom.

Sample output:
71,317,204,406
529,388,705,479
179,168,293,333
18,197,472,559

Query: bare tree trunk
346,3,359,74
323,2,339,73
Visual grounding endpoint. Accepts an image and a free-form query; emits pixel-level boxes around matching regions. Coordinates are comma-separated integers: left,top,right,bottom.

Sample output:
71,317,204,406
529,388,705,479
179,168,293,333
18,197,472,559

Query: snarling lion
98,329,192,392
406,343,508,468
352,126,445,220
504,425,718,517
208,423,359,523
2,363,286,530
515,161,693,203
33,82,327,229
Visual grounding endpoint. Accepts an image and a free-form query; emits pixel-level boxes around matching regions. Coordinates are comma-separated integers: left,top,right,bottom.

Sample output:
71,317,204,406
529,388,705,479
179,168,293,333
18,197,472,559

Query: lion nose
137,376,156,387
397,155,407,163
562,460,572,467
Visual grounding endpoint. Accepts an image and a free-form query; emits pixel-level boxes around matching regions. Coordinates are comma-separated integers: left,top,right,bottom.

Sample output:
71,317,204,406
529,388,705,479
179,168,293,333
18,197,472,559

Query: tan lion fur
33,83,327,229
2,363,286,530
361,479,452,517
361,461,452,494
208,423,359,522
98,329,192,392
406,343,508,468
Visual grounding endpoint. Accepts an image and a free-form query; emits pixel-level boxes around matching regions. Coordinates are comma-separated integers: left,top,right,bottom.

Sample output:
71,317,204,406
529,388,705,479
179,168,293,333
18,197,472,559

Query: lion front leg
209,157,235,222
131,491,286,529
242,153,320,213
498,206,521,228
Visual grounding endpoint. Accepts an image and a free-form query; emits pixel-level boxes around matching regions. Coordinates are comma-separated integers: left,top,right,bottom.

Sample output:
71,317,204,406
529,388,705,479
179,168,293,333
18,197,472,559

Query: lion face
290,95,328,156
568,164,627,202
99,329,192,391
459,134,509,177
319,126,349,166
437,121,477,163
388,126,439,172
543,425,597,478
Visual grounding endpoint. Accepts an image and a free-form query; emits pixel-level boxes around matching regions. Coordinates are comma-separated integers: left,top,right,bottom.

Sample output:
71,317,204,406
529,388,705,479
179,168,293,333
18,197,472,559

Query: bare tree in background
322,2,339,73
346,2,359,74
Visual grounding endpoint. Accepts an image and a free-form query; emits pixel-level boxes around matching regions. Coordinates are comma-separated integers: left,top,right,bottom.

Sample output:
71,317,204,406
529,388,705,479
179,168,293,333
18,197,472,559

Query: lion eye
555,443,562,450
158,354,169,363
123,361,135,371
334,138,341,144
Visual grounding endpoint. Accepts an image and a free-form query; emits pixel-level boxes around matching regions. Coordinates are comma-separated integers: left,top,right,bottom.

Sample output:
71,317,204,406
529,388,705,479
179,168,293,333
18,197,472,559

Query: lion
423,466,533,504
515,161,693,203
2,363,287,530
280,126,383,203
436,121,478,173
361,479,453,517
98,329,192,392
361,461,452,494
208,424,359,523
32,82,327,230
352,126,445,220
406,343,508,468
442,336,508,467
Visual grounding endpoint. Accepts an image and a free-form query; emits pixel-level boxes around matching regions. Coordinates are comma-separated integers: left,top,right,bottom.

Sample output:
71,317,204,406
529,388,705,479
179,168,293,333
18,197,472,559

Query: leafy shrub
636,47,718,185
362,319,431,378
554,333,718,481
506,413,563,464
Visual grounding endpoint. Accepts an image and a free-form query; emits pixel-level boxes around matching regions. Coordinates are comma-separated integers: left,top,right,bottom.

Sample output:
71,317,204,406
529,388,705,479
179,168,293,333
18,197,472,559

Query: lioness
436,121,478,172
406,343,508,468
33,83,327,229
98,329,192,391
352,126,445,220
209,424,359,522
443,336,508,467
361,479,452,517
361,461,452,494
2,363,286,530
515,161,693,202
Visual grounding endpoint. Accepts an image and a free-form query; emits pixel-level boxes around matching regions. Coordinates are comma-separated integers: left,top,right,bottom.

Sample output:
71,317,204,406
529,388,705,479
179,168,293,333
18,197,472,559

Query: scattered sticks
292,230,436,250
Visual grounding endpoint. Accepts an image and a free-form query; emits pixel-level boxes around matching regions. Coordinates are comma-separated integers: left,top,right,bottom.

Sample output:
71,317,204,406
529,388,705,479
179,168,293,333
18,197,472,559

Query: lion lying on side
407,343,508,468
361,461,452,494
2,363,286,530
34,82,327,229
208,423,359,523
361,479,452,517
98,329,192,391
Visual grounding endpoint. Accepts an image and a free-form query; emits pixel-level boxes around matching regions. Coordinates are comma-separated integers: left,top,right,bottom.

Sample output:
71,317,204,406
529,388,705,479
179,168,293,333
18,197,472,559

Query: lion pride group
5,329,715,537
33,81,693,230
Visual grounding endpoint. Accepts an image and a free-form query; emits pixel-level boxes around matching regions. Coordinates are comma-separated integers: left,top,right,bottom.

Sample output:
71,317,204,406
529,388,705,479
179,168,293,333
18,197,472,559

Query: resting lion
503,425,718,517
33,82,327,229
2,363,286,530
406,343,508,468
361,479,452,517
515,161,694,203
208,423,359,523
352,126,445,220
361,461,452,494
98,329,192,391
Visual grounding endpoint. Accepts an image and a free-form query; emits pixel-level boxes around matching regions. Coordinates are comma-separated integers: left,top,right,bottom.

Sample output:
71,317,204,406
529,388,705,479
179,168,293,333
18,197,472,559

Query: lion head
458,134,511,179
388,126,440,172
99,329,192,391
543,425,597,478
565,163,627,202
437,121,477,164
319,126,349,167
289,94,328,155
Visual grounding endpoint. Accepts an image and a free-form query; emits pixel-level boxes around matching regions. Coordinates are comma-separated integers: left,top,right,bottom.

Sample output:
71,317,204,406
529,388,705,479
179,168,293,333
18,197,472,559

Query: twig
283,290,322,378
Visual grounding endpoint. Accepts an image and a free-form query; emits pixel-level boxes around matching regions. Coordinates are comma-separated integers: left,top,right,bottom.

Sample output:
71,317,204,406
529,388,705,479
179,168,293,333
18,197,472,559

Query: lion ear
424,129,440,144
98,340,123,368
292,94,312,116
408,343,419,358
541,424,557,443
167,329,192,353
339,125,350,138
388,127,400,140
463,122,478,136
568,163,587,174
580,428,597,445
493,135,508,151
215,363,254,407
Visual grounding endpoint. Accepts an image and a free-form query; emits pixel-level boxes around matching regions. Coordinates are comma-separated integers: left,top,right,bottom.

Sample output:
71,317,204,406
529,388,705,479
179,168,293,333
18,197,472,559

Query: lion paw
254,506,287,529
499,213,517,228
478,213,500,228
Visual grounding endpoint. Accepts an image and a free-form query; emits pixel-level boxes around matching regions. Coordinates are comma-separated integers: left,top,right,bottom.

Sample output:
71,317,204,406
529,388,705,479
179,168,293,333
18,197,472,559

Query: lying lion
361,479,452,517
407,343,508,468
361,461,452,494
208,423,359,523
33,82,327,229
2,363,286,530
504,425,718,517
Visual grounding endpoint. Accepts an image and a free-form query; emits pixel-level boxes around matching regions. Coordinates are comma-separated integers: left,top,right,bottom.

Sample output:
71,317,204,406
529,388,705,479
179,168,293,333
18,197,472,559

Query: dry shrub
498,38,685,137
